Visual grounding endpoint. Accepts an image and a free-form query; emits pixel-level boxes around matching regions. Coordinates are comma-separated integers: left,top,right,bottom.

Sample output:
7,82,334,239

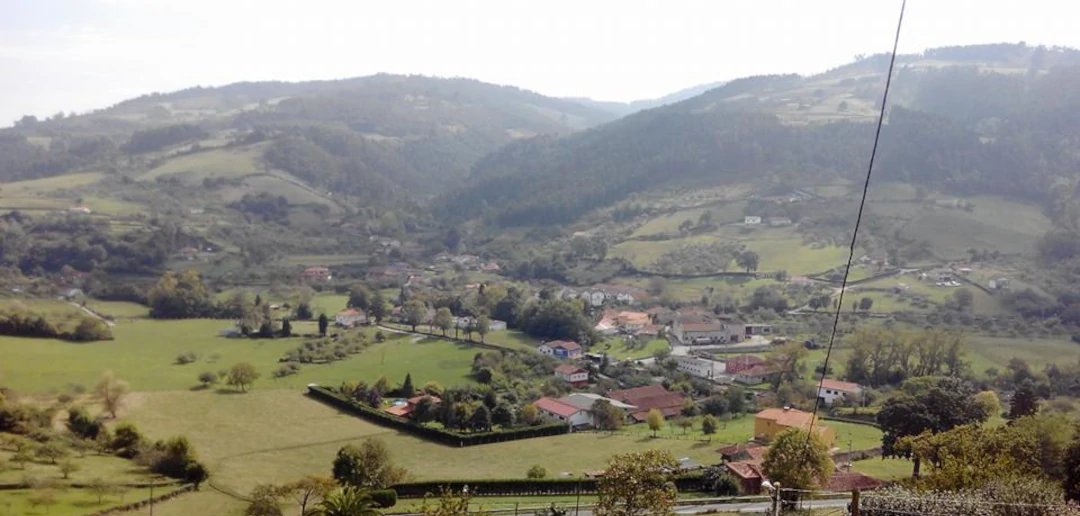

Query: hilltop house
607,384,687,422
754,407,835,447
554,364,589,388
816,379,863,406
335,309,366,327
538,340,583,360
744,216,762,225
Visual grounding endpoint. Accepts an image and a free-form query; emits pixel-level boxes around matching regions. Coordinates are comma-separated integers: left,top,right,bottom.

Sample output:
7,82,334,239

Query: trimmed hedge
391,475,705,498
307,386,569,446
371,489,397,508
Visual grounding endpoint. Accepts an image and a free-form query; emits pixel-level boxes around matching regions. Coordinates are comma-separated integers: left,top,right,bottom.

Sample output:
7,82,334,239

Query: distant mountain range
567,81,728,116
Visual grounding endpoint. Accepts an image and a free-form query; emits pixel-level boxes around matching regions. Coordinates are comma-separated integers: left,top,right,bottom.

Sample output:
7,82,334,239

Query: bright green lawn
0,450,159,485
742,239,846,276
963,335,1080,374
0,319,479,393
138,145,265,183
852,457,913,481
480,330,541,352
84,300,150,319
616,414,882,451
597,338,670,361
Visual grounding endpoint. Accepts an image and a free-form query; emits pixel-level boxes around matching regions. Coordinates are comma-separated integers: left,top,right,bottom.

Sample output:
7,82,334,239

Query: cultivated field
138,145,266,183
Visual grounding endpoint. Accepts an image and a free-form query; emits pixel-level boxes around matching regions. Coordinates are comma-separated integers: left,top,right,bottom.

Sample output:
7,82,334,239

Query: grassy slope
0,172,105,195
138,145,265,183
0,319,479,393
0,486,178,516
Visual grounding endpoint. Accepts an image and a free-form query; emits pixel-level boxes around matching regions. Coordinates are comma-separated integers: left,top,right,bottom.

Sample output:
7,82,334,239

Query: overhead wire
804,0,907,447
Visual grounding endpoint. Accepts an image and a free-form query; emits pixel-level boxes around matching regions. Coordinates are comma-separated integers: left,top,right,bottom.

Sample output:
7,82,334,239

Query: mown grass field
963,335,1080,375
614,414,882,451
851,457,913,481
0,319,480,394
0,172,105,195
122,390,733,498
0,486,177,516
596,337,670,361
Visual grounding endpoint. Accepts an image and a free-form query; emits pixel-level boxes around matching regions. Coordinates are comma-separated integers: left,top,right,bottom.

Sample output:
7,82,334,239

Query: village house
554,364,590,388
596,310,651,335
384,395,441,418
724,355,766,374
335,308,366,327
989,277,1010,290
671,321,743,345
676,355,725,380
743,323,774,337
732,364,779,385
607,384,687,422
744,216,762,225
301,266,331,282
754,407,835,447
537,340,583,360
767,217,792,227
816,378,863,406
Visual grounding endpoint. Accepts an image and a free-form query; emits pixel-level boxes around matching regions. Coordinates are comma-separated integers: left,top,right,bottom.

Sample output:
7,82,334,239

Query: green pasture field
121,390,731,497
596,337,670,361
278,254,371,267
613,414,881,451
0,486,179,516
0,319,479,394
609,276,784,304
851,457,913,481
0,449,161,486
80,195,148,217
84,300,150,319
629,201,748,238
138,145,265,183
0,172,105,195
217,174,341,212
742,238,846,276
963,335,1080,375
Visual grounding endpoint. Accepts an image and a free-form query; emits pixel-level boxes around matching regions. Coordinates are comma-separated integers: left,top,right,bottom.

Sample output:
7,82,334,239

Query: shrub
527,465,548,479
175,352,197,365
273,363,301,378
197,372,218,387
375,331,386,342
67,407,104,440
370,489,397,508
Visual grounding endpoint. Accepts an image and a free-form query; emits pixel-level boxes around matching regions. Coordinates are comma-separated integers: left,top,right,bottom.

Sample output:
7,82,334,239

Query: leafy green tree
95,371,128,419
403,300,428,332
433,308,453,336
227,362,260,392
1010,380,1040,419
701,415,718,440
59,458,81,479
954,287,974,310
36,441,67,464
595,450,677,516
331,440,408,490
108,422,143,458
281,318,292,337
347,284,374,310
519,404,539,426
973,390,1002,418
491,404,515,427
295,302,314,321
476,314,490,343
470,405,492,432
646,409,664,437
198,371,218,387
318,314,329,337
148,270,213,319
674,417,694,434
762,428,834,496
411,397,437,424
736,251,759,273
592,400,624,431
859,296,874,311
245,484,285,516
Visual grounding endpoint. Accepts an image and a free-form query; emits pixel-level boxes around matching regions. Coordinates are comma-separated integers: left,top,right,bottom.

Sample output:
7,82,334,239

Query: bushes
273,363,301,378
175,351,197,365
67,407,104,440
370,489,397,508
0,305,112,342
307,386,568,446
390,475,705,498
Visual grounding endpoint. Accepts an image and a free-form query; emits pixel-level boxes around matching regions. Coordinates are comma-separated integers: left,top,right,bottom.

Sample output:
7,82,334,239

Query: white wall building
816,379,863,405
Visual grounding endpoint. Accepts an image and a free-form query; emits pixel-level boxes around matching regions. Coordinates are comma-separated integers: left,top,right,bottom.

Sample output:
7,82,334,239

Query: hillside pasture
0,319,479,394
0,172,106,196
138,145,266,183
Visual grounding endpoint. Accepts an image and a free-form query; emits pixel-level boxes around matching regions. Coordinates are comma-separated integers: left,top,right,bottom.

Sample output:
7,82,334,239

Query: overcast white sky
2,0,1079,126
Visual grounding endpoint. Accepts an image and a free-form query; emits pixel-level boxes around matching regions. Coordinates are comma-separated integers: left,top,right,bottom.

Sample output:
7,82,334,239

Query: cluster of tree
282,333,371,365
122,123,207,153
0,303,112,342
877,376,994,476
519,299,598,345
230,193,290,223
93,422,209,487
0,214,171,275
844,329,967,387
0,133,116,182
648,242,743,275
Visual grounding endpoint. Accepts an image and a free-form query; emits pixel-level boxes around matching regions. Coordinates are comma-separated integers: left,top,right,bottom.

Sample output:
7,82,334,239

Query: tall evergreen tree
401,373,415,398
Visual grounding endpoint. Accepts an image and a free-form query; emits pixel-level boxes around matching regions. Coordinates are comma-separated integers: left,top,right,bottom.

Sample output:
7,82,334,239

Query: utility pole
851,489,860,516
848,440,854,471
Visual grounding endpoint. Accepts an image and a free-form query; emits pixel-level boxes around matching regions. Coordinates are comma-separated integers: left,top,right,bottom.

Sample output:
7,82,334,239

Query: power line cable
805,0,907,445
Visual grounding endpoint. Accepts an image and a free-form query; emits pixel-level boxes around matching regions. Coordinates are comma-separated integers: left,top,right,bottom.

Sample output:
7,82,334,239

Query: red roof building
384,395,441,418
607,384,687,422
724,355,766,374
534,397,586,419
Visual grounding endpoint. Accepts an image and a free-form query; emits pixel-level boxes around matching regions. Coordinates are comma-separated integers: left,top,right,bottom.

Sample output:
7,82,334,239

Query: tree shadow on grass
691,441,714,449
189,385,211,392
213,388,246,395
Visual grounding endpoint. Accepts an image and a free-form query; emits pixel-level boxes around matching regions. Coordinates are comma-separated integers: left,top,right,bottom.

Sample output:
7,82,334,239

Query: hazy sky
3,0,1079,126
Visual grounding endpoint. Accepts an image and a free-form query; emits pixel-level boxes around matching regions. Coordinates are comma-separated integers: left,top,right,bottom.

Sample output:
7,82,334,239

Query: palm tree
311,488,380,516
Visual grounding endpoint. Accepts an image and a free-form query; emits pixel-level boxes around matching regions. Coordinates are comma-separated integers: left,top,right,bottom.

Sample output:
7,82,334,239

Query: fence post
851,489,860,516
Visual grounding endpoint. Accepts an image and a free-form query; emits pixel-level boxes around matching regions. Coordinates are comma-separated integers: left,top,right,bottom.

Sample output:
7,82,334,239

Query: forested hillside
442,43,1080,227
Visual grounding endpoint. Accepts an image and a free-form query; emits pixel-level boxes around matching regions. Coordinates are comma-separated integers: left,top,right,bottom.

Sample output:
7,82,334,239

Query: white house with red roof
534,397,593,428
554,364,589,388
537,340,583,360
335,308,366,327
816,378,864,405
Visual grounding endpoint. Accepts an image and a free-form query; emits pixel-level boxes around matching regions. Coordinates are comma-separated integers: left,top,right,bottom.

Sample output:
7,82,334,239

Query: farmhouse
178,246,199,260
301,266,331,282
596,310,651,335
767,217,792,227
754,407,835,447
608,384,687,422
676,355,725,380
671,321,742,345
816,378,863,406
554,364,589,388
724,355,766,374
744,216,762,225
534,397,592,428
743,323,774,336
732,365,779,385
335,308,366,327
384,395,441,418
538,340,583,360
